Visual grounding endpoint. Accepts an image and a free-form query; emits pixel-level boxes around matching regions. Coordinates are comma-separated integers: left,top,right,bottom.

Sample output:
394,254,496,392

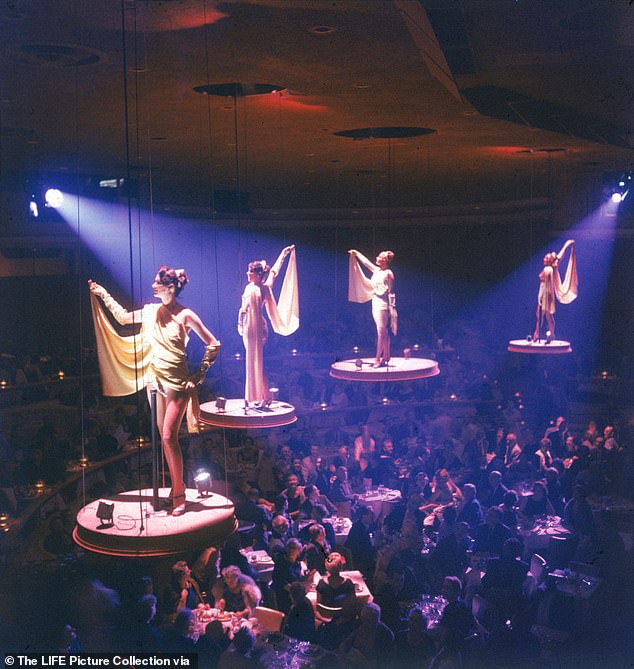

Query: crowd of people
27,401,629,667
1,310,633,666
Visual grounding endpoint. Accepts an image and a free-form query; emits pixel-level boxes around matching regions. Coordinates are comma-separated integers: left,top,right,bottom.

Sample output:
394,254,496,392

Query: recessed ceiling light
308,25,337,35
335,127,436,140
193,83,285,97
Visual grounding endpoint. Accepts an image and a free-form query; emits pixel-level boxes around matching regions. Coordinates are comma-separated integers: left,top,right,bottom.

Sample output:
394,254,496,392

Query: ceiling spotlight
611,192,624,204
44,188,64,208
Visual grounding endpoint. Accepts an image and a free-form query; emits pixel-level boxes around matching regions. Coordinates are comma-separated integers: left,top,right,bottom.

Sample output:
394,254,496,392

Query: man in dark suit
472,506,513,557
481,538,529,627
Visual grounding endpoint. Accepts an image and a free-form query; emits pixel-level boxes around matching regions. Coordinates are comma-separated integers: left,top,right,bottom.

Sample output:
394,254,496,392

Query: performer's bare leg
534,306,542,341
545,313,555,342
149,386,188,514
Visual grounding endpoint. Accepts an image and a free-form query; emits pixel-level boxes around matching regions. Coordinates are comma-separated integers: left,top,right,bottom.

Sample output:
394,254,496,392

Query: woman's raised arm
88,280,142,325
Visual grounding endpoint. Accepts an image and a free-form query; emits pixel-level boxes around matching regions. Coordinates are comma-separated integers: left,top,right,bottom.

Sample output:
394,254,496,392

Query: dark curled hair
247,260,270,277
157,265,188,295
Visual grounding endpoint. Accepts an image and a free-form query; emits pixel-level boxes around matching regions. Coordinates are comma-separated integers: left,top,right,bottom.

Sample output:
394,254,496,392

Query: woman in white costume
238,245,298,405
89,267,220,515
533,239,577,343
348,249,397,367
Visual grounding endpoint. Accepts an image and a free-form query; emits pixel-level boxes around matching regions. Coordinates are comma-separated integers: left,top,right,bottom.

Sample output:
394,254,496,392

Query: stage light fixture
96,501,115,526
44,188,64,208
603,170,631,204
194,471,213,496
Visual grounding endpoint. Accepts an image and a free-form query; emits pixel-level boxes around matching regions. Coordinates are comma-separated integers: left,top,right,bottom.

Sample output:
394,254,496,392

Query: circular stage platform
73,488,237,557
330,356,440,382
199,398,297,429
508,339,572,354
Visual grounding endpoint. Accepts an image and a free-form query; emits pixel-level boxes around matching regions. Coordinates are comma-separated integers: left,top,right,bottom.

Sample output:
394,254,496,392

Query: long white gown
238,249,299,404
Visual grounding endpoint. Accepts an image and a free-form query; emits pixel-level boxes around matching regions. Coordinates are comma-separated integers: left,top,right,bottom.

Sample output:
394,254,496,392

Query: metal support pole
150,387,160,510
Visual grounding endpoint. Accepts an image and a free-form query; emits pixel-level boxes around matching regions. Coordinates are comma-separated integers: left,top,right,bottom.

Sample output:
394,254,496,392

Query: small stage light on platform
0,380,7,389
526,334,533,342
355,358,364,369
601,370,608,380
320,402,328,412
194,471,213,497
35,480,45,495
412,343,420,352
57,370,65,381
96,501,115,526
449,393,457,401
381,397,390,406
269,387,279,402
291,349,298,357
215,396,227,412
234,352,242,360
352,345,360,355
79,456,89,468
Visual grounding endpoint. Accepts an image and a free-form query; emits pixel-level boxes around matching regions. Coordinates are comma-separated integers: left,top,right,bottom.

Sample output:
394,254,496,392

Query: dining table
305,569,373,607
518,515,571,553
241,547,275,579
357,486,401,519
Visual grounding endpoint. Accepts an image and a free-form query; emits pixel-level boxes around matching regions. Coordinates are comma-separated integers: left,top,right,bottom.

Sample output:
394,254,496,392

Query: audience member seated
196,620,230,669
161,608,196,653
438,575,476,641
272,538,304,613
163,561,205,620
563,484,595,538
429,522,471,583
213,566,261,619
299,483,336,519
218,627,259,669
267,515,290,559
281,474,305,520
316,552,356,609
329,466,355,508
345,505,376,582
457,483,483,531
499,491,519,531
233,488,270,549
481,470,508,508
480,537,529,631
283,582,315,642
126,594,161,652
544,467,564,515
473,506,513,558
534,438,554,473
422,469,463,515
519,481,555,520
437,505,458,542
394,608,436,669
339,602,394,669
303,523,331,576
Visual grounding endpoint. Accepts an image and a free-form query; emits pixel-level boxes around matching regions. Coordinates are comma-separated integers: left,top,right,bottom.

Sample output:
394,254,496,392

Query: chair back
335,501,352,518
530,553,547,585
255,605,285,633
316,603,343,620
471,594,487,622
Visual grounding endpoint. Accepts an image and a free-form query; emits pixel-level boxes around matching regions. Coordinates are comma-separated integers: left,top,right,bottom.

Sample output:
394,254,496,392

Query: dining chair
335,501,352,518
471,594,488,624
530,553,547,585
255,605,285,633
316,603,343,621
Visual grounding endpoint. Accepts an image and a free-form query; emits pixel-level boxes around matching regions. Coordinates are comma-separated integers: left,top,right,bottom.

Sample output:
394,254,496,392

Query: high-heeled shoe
171,493,187,516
